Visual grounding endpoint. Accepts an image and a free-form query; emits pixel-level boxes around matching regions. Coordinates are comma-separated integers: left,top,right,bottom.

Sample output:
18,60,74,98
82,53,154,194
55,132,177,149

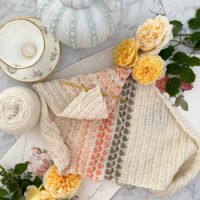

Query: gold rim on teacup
0,18,46,69
0,17,61,83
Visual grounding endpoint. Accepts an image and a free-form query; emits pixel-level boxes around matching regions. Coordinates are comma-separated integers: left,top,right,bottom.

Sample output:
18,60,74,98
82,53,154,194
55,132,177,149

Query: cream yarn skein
0,86,41,134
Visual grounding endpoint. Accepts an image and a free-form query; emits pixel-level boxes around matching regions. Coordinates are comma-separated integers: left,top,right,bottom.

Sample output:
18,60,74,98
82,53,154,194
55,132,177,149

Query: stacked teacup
0,17,60,82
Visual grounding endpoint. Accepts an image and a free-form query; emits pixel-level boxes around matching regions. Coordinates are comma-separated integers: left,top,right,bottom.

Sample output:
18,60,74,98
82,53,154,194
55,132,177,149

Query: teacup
0,18,45,69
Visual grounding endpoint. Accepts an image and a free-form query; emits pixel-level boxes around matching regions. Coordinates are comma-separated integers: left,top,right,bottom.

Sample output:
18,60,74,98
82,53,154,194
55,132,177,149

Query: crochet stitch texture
33,68,200,196
33,67,129,180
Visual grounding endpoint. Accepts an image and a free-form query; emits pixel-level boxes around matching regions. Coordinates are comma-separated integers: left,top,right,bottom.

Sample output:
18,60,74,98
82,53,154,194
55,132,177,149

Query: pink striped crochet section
33,67,130,180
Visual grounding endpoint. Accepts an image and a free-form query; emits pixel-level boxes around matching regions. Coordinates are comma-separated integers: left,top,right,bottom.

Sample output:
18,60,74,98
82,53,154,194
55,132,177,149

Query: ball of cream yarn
0,86,41,134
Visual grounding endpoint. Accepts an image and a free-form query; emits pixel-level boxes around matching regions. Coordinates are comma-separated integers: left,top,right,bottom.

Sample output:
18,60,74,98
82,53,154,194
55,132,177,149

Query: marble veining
0,0,200,199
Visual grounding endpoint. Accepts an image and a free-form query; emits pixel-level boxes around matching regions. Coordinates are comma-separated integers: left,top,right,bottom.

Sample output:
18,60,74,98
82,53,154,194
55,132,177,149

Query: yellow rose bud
43,165,81,199
24,185,56,200
136,15,173,55
24,185,40,200
132,55,165,85
114,38,139,68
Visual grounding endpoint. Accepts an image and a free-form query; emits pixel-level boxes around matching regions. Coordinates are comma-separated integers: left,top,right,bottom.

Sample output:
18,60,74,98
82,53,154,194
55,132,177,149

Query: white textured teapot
37,0,122,49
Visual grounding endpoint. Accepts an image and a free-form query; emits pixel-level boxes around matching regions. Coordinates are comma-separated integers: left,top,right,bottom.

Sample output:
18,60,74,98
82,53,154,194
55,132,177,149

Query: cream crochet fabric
33,68,200,196
105,78,200,196
55,85,108,120
33,67,129,180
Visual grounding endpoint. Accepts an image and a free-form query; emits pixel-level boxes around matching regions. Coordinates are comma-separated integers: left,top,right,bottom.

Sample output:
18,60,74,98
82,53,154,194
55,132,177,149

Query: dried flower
114,38,139,68
136,15,173,54
43,165,81,199
132,55,165,85
156,76,169,93
180,81,193,91
29,147,52,176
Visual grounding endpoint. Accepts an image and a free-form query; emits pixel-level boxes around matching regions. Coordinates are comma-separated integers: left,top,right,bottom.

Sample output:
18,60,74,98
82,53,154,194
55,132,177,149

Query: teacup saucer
0,17,61,83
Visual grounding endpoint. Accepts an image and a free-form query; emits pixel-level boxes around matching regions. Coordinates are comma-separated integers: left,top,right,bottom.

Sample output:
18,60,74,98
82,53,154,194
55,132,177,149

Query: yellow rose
132,55,165,85
24,185,55,200
114,38,139,68
40,190,55,200
43,165,81,199
136,15,173,54
24,186,40,200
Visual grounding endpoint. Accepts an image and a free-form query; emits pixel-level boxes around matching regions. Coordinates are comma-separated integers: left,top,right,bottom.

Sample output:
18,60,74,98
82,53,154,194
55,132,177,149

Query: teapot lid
60,0,96,8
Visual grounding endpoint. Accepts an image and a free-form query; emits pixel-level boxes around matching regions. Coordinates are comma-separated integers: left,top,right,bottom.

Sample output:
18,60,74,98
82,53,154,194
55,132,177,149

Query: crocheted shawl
33,67,129,181
33,68,200,196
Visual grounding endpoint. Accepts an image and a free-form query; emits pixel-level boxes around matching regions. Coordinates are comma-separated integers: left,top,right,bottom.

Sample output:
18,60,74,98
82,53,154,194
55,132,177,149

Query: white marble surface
0,0,200,199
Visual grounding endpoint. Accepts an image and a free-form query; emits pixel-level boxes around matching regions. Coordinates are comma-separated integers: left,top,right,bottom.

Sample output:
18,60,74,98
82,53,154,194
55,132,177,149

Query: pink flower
180,81,193,91
29,147,52,176
155,76,169,93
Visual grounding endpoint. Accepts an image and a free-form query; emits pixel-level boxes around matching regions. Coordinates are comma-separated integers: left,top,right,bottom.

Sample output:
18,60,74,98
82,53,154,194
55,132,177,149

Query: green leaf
173,52,189,64
196,8,200,19
33,176,42,188
175,95,189,111
187,56,200,66
170,20,183,36
159,45,175,60
183,37,193,46
11,191,20,200
180,67,196,83
188,18,200,29
175,95,183,106
0,189,8,197
191,32,200,42
0,197,9,200
180,99,189,111
7,184,17,193
13,162,28,175
167,63,181,75
20,179,32,191
166,77,181,96
195,40,200,49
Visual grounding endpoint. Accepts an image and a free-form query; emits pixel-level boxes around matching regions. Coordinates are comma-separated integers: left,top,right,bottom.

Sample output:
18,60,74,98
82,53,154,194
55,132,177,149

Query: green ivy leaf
175,95,189,111
159,45,175,60
180,67,196,83
13,162,28,175
166,77,181,96
33,176,42,188
167,63,181,75
188,18,200,29
191,32,200,42
170,20,183,36
196,8,200,18
0,189,8,197
173,52,189,64
187,56,200,66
